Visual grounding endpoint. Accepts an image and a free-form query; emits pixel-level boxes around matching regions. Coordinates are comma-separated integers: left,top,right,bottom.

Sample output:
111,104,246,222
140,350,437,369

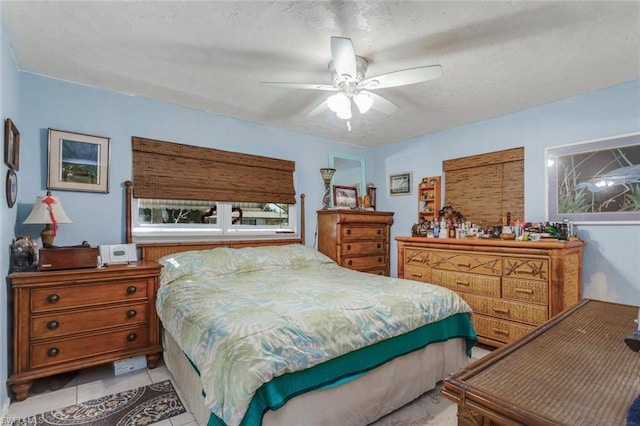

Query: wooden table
442,299,640,425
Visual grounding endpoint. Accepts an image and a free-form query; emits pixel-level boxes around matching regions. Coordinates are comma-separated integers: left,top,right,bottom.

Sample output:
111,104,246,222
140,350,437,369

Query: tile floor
4,359,196,426
3,345,492,425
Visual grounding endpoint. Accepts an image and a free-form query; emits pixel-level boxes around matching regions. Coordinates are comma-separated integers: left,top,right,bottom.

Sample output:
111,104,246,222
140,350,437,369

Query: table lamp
23,190,73,247
320,168,336,209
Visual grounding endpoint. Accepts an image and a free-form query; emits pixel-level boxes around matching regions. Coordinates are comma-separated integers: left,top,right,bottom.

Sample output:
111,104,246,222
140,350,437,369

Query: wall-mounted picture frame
545,132,640,224
389,172,412,196
6,168,17,208
48,129,111,193
333,185,358,208
4,118,20,170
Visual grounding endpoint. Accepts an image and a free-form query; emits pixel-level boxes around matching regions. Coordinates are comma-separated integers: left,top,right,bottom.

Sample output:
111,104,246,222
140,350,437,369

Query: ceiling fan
261,36,442,122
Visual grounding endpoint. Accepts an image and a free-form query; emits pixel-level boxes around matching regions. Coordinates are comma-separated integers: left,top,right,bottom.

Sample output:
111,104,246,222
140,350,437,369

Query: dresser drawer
431,251,502,276
503,257,549,282
404,264,431,283
342,240,385,256
31,280,148,313
404,248,430,267
31,303,149,339
462,293,548,325
473,314,535,344
30,326,150,368
341,226,386,241
502,278,549,305
341,255,386,271
432,270,501,297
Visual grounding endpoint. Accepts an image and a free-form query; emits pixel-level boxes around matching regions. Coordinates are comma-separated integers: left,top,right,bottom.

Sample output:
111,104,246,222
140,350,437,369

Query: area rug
13,380,186,426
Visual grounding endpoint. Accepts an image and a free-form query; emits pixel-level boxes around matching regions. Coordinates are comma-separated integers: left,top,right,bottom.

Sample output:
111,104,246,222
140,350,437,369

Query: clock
6,168,17,208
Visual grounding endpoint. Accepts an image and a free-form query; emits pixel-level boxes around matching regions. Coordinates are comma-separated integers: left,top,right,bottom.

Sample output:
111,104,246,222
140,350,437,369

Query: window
132,198,295,242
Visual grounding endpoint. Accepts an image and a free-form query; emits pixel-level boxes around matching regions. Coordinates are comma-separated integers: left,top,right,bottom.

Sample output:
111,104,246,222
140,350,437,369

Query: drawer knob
127,286,137,295
346,244,351,251
377,229,381,235
455,280,470,286
515,288,534,295
127,333,137,342
377,257,382,263
348,260,353,266
47,294,60,304
47,347,59,357
456,263,471,268
492,328,510,336
377,243,381,249
47,320,60,330
127,310,137,318
347,229,352,235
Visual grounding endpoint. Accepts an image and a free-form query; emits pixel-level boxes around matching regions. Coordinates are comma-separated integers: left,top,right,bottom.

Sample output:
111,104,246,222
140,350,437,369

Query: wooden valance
443,147,524,226
131,137,296,204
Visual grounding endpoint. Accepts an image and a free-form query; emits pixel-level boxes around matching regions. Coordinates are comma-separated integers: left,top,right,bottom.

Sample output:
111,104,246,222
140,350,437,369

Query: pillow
158,244,335,285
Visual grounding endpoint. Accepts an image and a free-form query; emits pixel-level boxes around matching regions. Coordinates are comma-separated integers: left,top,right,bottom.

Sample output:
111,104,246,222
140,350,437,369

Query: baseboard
0,396,10,422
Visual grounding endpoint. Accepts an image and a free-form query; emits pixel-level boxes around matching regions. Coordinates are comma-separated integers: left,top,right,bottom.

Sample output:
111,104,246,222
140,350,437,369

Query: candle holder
319,168,336,209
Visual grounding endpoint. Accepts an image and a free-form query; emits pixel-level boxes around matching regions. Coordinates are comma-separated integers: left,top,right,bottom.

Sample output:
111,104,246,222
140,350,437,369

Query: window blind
443,147,524,226
131,137,296,204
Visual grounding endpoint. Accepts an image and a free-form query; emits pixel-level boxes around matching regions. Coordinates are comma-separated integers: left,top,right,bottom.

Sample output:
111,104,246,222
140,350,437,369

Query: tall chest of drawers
396,237,585,347
318,210,394,276
7,261,163,401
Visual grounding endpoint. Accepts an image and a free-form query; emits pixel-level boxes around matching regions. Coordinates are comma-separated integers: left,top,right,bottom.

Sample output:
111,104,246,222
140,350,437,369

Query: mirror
328,152,366,207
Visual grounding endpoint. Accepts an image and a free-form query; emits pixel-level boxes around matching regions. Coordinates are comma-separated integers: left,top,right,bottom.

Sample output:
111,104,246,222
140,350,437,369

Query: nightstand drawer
341,226,386,241
30,326,150,368
31,280,148,313
431,251,502,276
342,240,385,256
31,303,149,339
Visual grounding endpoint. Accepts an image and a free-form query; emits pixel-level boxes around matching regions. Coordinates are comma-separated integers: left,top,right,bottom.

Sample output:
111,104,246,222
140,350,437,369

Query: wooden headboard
124,181,305,262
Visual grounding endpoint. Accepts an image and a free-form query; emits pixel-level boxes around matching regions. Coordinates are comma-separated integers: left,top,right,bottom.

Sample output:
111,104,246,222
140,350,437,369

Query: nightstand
6,261,163,401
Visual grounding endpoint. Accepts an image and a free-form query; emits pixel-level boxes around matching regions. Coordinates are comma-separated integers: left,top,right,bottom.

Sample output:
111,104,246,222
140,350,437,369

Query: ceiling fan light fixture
327,93,352,120
353,92,373,114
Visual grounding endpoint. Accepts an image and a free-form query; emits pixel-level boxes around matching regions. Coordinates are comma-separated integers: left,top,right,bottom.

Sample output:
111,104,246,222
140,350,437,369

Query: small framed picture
4,118,20,170
333,185,358,208
48,129,111,193
389,172,412,196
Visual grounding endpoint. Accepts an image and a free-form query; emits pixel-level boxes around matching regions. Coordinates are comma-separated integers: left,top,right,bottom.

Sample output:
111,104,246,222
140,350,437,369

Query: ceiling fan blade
364,91,399,115
362,65,442,89
260,82,338,91
331,36,357,79
306,100,329,117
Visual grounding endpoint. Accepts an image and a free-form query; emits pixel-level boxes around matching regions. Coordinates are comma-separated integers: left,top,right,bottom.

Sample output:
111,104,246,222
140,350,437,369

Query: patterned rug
13,380,186,426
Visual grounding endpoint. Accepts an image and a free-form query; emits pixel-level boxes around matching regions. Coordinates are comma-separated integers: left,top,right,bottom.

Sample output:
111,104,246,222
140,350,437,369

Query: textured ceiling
3,1,639,147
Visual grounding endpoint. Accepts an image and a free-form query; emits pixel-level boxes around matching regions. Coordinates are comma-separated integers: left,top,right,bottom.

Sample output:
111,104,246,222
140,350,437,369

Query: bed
123,185,476,426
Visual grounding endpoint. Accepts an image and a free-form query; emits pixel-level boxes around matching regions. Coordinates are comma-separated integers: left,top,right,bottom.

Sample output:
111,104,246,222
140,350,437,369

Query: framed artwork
48,129,111,193
546,132,640,224
333,185,358,208
6,168,17,208
4,118,20,170
389,172,412,196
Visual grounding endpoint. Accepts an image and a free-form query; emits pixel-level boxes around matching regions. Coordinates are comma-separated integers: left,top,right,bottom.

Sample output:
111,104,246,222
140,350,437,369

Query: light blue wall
16,73,369,248
372,80,640,305
0,10,21,410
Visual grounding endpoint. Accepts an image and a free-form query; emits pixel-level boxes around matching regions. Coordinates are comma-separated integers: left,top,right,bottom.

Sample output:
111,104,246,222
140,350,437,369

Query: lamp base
41,224,56,247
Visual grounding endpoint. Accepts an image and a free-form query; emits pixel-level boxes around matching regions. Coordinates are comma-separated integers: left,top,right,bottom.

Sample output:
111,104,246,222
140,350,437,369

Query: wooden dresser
318,210,394,276
7,261,163,401
396,237,585,347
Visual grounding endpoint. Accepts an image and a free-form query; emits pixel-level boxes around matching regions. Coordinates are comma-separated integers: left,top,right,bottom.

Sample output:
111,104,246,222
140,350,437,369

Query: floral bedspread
156,244,472,426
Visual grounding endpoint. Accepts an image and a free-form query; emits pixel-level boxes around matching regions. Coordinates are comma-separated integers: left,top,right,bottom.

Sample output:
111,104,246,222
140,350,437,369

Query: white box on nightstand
113,355,147,376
